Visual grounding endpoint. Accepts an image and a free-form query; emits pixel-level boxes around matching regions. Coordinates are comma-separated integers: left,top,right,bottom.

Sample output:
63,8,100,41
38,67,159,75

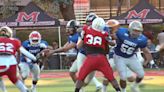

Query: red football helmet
29,31,41,45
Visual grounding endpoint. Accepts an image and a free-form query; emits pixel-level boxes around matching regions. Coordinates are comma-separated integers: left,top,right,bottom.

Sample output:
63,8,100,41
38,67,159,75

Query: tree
34,0,75,21
1,0,76,21
1,0,18,19
58,0,76,21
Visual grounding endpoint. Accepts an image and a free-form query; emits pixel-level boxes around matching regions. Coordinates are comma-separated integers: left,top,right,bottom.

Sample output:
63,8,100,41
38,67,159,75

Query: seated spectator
156,30,164,66
52,41,59,49
156,30,164,51
147,39,156,51
147,39,159,68
143,31,159,68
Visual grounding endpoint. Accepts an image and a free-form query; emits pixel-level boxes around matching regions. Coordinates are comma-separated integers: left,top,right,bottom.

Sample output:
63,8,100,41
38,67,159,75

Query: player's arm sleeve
115,29,123,40
21,41,28,50
76,37,83,49
79,31,85,40
139,36,148,48
80,25,87,40
70,34,78,43
39,41,48,49
19,46,37,61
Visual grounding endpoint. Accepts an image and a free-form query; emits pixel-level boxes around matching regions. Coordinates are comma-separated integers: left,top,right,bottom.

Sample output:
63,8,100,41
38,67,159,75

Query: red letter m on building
16,12,40,22
126,9,150,19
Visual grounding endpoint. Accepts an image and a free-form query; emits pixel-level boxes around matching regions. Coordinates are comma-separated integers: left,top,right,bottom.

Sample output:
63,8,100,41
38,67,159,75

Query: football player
74,17,121,92
71,13,103,91
19,31,49,92
113,21,153,92
102,19,146,92
0,26,37,92
46,17,102,92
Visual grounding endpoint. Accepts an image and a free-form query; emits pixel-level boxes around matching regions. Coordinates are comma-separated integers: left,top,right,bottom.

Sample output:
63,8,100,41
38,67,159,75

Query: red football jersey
83,26,108,50
0,37,21,55
82,24,91,31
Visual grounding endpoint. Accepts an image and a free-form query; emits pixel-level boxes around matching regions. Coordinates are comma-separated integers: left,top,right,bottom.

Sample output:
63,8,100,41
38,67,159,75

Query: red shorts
0,65,18,84
77,54,115,81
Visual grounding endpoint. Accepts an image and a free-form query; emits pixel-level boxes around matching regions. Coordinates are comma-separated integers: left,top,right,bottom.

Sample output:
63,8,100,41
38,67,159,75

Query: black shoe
153,64,159,69
26,90,30,92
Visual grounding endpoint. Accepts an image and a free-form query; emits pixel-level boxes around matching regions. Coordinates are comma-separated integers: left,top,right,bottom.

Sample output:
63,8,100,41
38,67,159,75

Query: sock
115,87,121,91
80,87,85,92
75,88,80,92
40,65,44,71
92,77,102,87
102,84,107,92
32,84,36,88
0,79,7,92
15,80,28,92
32,81,37,85
32,81,37,88
122,88,126,92
150,60,155,65
132,82,140,88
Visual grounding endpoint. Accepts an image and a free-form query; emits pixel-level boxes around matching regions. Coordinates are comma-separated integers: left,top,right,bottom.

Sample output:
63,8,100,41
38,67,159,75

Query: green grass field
2,70,164,92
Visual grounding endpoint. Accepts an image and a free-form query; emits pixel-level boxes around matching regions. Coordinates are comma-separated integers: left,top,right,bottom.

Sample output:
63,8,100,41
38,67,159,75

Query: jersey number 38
86,34,102,45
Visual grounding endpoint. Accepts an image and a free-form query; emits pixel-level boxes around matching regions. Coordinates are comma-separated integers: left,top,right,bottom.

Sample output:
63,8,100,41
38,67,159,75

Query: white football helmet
129,20,143,32
0,26,13,38
128,21,143,38
29,31,41,45
91,17,105,32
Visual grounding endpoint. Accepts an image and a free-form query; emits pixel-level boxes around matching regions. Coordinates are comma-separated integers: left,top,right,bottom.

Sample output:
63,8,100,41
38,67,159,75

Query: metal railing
75,7,164,25
75,7,127,24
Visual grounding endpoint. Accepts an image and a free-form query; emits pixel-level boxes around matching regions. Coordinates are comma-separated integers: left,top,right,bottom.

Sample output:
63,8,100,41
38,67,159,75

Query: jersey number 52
0,43,14,52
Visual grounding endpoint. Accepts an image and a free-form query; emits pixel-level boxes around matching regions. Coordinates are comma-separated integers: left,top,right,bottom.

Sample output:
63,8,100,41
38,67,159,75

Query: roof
112,0,164,24
0,2,60,27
